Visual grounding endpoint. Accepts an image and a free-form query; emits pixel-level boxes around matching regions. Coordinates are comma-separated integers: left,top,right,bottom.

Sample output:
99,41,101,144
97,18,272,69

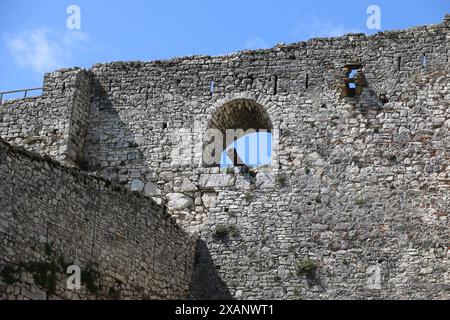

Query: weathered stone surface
0,140,196,300
102,167,118,182
175,179,198,192
166,193,193,210
255,172,275,189
201,192,218,209
144,181,161,196
199,174,234,188
234,175,251,190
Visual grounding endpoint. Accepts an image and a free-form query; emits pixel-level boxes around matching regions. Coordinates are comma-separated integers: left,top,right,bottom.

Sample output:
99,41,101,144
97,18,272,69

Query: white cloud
244,37,269,50
293,16,361,39
4,28,89,74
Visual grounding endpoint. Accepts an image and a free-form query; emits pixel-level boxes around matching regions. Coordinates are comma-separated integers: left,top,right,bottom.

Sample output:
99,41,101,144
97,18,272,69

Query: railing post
0,87,42,103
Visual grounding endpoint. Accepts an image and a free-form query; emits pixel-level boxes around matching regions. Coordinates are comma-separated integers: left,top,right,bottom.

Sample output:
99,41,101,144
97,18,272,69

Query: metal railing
0,87,43,104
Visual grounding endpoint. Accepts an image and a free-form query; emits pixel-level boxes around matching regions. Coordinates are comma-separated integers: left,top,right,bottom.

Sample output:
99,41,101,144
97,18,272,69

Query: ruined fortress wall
0,16,448,300
0,69,92,166
188,66,449,299
82,18,449,299
81,17,449,188
0,139,196,300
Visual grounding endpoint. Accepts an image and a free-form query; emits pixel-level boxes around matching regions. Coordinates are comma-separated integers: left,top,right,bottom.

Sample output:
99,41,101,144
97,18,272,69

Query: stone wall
0,138,196,299
0,68,92,166
80,16,449,202
81,18,449,299
0,16,449,299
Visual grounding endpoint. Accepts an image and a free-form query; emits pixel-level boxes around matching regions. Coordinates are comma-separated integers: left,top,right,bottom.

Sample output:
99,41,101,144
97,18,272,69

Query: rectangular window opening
343,64,362,97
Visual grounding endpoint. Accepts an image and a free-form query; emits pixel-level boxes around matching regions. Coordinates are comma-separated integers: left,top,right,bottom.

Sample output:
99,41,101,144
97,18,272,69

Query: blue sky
221,132,272,167
0,0,448,94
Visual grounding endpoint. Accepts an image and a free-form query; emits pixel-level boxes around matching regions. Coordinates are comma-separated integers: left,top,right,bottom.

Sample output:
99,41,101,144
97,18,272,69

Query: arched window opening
204,99,273,167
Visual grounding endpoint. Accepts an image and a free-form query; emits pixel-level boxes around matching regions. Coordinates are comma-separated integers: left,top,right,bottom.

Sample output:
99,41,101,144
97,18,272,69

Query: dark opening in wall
305,74,309,89
397,57,401,71
204,99,273,167
162,122,168,129
273,75,278,95
247,75,254,85
342,64,363,97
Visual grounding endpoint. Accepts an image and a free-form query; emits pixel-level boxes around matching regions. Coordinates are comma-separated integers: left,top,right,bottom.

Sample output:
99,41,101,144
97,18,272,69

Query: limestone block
144,181,161,196
201,192,218,209
235,175,251,190
166,193,193,210
177,179,198,192
255,172,275,189
199,174,234,188
445,119,450,129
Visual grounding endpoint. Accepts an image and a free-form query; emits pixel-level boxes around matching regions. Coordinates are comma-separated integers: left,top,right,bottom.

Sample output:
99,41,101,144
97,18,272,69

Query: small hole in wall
305,74,309,89
348,69,357,90
343,65,362,97
224,208,229,213
422,53,427,67
273,75,278,95
397,57,401,71
206,99,273,168
162,122,167,129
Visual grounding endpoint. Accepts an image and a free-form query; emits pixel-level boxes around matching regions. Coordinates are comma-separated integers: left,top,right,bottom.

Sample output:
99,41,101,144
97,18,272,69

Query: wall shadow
81,77,146,186
189,239,233,300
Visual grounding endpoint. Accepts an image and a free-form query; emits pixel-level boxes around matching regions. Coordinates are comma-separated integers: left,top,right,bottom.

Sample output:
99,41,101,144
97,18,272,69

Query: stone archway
203,99,273,166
